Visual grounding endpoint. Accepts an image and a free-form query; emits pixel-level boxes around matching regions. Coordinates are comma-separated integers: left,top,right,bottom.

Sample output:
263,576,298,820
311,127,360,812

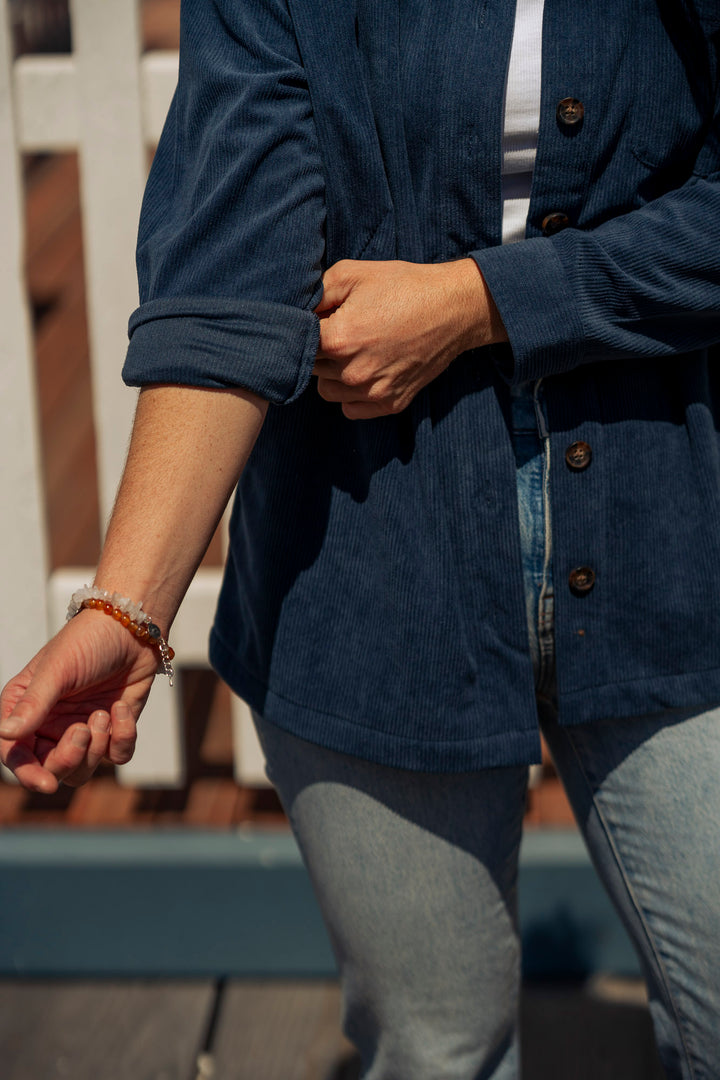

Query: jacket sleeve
122,0,326,404
471,79,720,385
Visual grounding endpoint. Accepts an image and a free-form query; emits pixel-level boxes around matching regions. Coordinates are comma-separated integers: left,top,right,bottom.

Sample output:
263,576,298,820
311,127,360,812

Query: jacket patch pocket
629,4,714,173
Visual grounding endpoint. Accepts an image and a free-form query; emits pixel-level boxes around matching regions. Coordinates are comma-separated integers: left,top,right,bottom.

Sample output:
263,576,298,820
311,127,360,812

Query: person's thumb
0,678,58,741
315,260,358,314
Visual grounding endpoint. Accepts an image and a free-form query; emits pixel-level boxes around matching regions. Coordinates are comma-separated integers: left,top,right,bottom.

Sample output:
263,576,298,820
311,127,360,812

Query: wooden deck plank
184,778,244,827
521,981,666,1079
0,783,27,825
210,979,666,1080
35,291,87,391
211,979,355,1080
26,198,84,305
64,776,138,826
33,282,100,571
197,678,235,767
0,974,666,1077
0,979,215,1080
24,155,81,269
142,0,180,51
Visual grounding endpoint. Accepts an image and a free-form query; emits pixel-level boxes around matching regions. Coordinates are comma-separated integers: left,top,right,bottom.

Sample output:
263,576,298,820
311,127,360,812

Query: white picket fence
0,0,266,786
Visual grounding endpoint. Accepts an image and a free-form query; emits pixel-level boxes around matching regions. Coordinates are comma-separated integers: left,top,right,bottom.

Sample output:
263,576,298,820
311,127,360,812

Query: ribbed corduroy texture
126,0,720,771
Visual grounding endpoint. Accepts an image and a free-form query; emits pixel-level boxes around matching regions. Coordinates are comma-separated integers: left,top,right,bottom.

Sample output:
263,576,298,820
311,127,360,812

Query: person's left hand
0,611,157,792
313,258,507,419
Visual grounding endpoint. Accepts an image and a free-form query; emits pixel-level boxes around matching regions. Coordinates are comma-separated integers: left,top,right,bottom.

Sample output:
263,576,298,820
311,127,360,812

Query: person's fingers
2,736,63,794
32,711,93,742
314,291,339,315
11,711,112,792
314,318,353,362
34,736,56,762
87,710,112,769
312,357,346,378
39,724,92,785
316,377,365,403
0,675,26,724
58,711,112,788
106,701,137,765
341,401,393,420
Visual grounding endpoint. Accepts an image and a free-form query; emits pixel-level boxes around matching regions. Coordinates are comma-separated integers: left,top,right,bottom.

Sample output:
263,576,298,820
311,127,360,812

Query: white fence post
67,0,145,524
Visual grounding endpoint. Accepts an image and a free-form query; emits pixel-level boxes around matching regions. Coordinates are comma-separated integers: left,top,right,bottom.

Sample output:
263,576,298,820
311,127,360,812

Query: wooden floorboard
0,979,215,1080
211,979,667,1080
211,980,355,1080
0,977,668,1079
520,980,666,1079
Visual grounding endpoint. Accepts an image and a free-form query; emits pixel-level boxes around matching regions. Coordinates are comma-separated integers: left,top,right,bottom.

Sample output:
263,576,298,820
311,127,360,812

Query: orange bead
135,625,149,642
121,614,130,627
128,621,138,635
103,602,114,615
167,647,175,661
112,607,123,620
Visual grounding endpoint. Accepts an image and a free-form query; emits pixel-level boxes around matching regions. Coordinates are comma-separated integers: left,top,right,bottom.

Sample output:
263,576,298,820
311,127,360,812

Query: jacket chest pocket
629,2,716,173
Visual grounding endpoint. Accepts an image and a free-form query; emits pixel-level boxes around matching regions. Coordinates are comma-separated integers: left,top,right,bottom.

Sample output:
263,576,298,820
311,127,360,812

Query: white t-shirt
502,0,544,244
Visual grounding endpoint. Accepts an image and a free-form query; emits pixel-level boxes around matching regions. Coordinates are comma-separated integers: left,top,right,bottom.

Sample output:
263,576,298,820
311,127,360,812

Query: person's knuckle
340,365,364,388
54,748,81,773
322,381,345,403
112,738,137,765
87,743,107,767
332,259,354,281
365,380,390,404
327,329,350,357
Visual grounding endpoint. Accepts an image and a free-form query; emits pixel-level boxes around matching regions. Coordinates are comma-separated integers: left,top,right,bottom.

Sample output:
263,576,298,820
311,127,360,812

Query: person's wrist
443,258,508,353
92,570,181,633
68,585,175,683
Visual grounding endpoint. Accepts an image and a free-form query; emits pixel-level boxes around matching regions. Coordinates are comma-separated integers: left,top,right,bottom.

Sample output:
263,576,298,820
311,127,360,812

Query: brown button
542,212,570,236
557,98,584,127
565,441,592,471
569,566,596,595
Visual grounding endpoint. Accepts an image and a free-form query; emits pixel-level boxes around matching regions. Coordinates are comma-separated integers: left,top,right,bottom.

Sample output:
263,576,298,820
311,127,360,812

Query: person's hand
0,611,159,793
313,258,507,419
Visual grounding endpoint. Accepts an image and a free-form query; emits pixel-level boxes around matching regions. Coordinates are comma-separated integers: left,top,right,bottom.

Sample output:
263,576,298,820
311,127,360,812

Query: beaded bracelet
66,585,175,685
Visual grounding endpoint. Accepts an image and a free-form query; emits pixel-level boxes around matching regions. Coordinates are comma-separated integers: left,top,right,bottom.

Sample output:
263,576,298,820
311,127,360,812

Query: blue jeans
253,384,720,1079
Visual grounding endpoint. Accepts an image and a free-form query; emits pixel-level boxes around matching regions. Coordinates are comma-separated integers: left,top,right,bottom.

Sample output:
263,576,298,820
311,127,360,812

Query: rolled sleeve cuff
123,298,320,405
471,237,585,384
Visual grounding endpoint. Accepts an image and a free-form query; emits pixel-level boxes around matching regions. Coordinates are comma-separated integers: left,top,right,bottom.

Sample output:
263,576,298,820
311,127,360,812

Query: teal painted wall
0,828,639,978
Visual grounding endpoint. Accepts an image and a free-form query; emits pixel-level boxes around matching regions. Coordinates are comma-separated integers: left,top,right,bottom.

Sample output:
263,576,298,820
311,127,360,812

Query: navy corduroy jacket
123,0,720,770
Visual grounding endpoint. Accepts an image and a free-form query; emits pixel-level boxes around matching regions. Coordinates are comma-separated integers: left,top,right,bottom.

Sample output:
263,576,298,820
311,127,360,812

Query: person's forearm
94,384,268,630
